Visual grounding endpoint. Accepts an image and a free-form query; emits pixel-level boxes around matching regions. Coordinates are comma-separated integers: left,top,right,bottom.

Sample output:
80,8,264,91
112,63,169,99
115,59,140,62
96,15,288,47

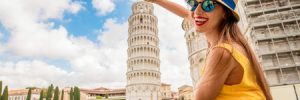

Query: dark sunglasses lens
187,0,198,11
202,0,215,12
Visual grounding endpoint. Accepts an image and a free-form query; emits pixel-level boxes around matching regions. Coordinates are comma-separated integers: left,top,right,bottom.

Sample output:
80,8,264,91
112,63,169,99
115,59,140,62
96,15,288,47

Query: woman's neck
204,30,221,48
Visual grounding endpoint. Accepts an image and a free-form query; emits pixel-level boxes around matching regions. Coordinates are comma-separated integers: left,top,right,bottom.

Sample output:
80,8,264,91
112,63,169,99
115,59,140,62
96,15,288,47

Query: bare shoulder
206,46,235,70
209,47,231,59
206,42,250,72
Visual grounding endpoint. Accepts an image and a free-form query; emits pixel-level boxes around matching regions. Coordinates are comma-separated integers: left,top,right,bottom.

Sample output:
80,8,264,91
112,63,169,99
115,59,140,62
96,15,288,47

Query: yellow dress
200,43,266,100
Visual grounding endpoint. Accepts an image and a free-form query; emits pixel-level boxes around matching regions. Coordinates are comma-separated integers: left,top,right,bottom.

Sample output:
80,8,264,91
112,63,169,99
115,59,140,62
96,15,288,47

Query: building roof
80,87,125,94
92,87,109,90
161,83,171,86
9,89,41,95
178,85,192,90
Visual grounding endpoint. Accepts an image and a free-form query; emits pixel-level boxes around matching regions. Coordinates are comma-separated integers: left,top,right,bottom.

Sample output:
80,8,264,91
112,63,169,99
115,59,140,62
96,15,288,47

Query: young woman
145,0,272,99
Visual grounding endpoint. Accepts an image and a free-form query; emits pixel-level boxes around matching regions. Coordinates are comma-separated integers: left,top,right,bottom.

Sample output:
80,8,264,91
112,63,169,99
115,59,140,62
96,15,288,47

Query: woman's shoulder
214,42,249,57
206,42,244,69
207,45,234,67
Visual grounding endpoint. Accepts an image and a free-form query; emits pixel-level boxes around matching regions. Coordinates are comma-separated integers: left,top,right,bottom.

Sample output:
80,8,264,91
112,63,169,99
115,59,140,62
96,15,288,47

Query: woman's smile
194,16,208,26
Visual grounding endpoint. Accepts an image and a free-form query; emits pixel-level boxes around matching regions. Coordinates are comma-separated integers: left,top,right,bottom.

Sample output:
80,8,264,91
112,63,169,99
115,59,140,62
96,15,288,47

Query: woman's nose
193,4,205,18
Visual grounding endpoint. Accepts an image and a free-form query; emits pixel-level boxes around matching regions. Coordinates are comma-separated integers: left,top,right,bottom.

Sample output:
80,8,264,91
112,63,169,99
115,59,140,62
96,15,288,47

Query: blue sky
0,23,10,43
52,0,132,42
0,0,191,91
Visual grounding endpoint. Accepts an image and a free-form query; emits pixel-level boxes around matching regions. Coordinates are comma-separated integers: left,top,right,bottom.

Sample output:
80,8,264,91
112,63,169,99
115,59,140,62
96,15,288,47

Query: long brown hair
217,6,273,100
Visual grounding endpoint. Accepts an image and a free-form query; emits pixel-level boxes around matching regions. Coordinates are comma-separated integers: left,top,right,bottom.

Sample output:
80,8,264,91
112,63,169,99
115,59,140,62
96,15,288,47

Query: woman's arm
194,47,236,100
145,0,193,20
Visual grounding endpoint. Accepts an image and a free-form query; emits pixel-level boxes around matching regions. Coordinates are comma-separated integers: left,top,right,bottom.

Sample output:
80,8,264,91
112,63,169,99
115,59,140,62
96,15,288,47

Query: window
140,18,143,23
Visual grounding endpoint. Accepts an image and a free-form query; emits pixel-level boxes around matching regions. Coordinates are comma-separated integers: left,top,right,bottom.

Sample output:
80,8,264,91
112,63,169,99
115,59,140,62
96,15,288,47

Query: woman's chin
195,28,205,33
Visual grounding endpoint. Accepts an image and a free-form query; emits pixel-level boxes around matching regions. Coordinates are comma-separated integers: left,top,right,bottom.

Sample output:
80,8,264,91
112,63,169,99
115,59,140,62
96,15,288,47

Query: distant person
145,0,272,99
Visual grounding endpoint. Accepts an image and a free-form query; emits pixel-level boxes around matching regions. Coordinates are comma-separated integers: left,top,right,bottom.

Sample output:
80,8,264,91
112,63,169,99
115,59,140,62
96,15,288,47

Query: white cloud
68,2,82,14
92,0,115,16
98,18,128,48
0,0,82,22
0,60,72,88
0,0,82,59
7,26,79,59
68,21,128,87
0,32,3,39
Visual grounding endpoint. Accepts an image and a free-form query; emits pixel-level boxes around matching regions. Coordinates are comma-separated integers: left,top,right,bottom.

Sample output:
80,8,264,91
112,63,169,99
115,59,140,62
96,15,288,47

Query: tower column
127,1,161,100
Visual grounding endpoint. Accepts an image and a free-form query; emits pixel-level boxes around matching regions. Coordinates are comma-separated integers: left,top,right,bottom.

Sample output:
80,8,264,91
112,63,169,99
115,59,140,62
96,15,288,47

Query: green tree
104,92,108,99
26,88,32,100
49,84,54,98
39,90,43,100
61,89,64,100
46,84,54,100
96,96,102,99
42,89,47,98
74,87,80,100
76,87,80,100
1,86,8,100
73,87,77,100
53,87,59,100
46,86,50,100
0,81,2,100
69,88,73,100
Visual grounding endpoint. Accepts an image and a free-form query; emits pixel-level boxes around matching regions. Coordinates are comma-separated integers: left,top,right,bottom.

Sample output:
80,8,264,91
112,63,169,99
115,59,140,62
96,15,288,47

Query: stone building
178,85,193,100
161,83,172,100
79,87,125,100
241,0,300,99
127,1,161,100
8,88,41,100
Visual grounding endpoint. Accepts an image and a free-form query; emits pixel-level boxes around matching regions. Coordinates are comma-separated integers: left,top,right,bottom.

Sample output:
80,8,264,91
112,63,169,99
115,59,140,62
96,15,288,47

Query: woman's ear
222,13,226,19
222,7,231,20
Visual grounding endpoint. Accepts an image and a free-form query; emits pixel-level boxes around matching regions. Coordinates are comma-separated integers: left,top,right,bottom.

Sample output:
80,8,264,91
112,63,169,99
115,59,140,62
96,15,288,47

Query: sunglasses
187,0,218,12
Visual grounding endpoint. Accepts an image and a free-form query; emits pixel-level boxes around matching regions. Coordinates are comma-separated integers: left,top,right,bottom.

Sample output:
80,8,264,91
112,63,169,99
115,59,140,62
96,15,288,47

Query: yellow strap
218,43,250,67
201,43,250,75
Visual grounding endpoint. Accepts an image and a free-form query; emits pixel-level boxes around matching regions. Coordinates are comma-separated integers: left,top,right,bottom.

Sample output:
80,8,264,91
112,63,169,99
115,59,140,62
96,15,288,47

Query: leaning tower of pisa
126,1,161,100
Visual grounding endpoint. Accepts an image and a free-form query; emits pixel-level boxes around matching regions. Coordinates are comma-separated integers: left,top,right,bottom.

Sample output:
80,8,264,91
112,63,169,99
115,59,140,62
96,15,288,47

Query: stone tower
126,1,161,100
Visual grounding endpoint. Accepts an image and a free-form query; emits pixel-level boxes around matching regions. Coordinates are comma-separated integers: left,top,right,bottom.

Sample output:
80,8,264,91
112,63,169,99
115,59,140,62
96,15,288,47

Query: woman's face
192,0,225,33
